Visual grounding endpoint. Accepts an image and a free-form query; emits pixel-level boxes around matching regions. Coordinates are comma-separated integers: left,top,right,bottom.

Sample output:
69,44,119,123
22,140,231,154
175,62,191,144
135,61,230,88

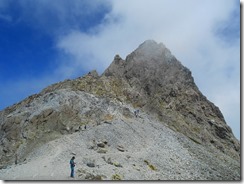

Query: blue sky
0,0,241,139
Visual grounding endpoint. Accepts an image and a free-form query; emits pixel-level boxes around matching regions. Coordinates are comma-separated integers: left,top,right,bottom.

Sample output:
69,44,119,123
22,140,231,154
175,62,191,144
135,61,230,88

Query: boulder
97,148,108,154
97,142,105,148
117,145,125,152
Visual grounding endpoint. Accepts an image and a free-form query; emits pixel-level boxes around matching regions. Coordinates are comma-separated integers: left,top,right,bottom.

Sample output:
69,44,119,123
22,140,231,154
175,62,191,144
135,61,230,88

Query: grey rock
97,148,108,154
97,142,105,148
117,145,125,152
86,162,95,167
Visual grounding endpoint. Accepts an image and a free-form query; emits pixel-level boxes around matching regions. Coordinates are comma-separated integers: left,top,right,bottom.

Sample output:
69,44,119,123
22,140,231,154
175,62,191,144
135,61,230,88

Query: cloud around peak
55,0,241,139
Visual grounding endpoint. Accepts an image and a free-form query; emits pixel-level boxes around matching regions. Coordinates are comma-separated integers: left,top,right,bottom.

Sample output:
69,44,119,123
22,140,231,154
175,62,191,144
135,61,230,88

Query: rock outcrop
103,40,240,160
0,40,240,180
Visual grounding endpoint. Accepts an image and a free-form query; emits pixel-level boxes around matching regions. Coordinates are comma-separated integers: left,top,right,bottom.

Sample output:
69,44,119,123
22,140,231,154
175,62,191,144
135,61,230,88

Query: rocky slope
0,40,240,180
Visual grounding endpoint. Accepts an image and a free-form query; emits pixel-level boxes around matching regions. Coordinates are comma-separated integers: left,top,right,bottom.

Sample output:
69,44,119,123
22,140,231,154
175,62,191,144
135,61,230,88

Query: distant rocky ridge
0,40,240,180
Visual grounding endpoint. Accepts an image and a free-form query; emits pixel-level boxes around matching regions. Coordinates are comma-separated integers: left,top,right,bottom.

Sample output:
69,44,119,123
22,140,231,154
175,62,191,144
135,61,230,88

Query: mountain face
103,40,240,157
0,40,240,180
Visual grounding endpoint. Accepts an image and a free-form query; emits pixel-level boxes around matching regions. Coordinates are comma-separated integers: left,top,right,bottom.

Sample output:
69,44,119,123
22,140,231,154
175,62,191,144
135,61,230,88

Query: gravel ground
0,112,240,180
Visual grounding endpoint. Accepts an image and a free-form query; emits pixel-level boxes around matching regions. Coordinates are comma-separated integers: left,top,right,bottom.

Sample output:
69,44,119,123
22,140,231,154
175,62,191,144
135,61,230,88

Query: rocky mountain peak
126,39,175,64
104,40,195,95
104,40,178,78
0,40,240,180
103,40,239,161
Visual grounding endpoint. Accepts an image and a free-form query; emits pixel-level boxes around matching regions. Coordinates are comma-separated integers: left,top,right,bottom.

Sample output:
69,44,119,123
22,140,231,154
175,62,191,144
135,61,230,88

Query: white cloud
56,0,240,139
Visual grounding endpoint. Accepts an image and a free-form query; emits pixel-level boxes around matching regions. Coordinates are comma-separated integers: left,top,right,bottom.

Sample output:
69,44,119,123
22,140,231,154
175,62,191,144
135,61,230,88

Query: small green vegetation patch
144,160,157,171
111,174,122,180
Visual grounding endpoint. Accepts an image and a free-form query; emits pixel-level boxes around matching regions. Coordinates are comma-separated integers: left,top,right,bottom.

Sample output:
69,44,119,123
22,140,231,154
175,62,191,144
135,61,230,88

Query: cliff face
0,40,240,180
103,40,239,159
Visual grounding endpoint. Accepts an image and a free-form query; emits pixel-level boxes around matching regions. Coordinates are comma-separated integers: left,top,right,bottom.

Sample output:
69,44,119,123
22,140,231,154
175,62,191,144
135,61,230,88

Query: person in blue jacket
70,156,76,178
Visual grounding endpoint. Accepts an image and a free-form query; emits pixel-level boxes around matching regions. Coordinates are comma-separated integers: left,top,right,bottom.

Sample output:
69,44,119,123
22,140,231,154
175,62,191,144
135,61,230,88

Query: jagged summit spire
126,40,175,63
137,39,166,50
104,40,181,79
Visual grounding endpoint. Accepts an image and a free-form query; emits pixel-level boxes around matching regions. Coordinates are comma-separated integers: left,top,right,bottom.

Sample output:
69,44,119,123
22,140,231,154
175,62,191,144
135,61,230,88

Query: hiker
70,156,76,178
134,109,139,118
15,154,18,165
